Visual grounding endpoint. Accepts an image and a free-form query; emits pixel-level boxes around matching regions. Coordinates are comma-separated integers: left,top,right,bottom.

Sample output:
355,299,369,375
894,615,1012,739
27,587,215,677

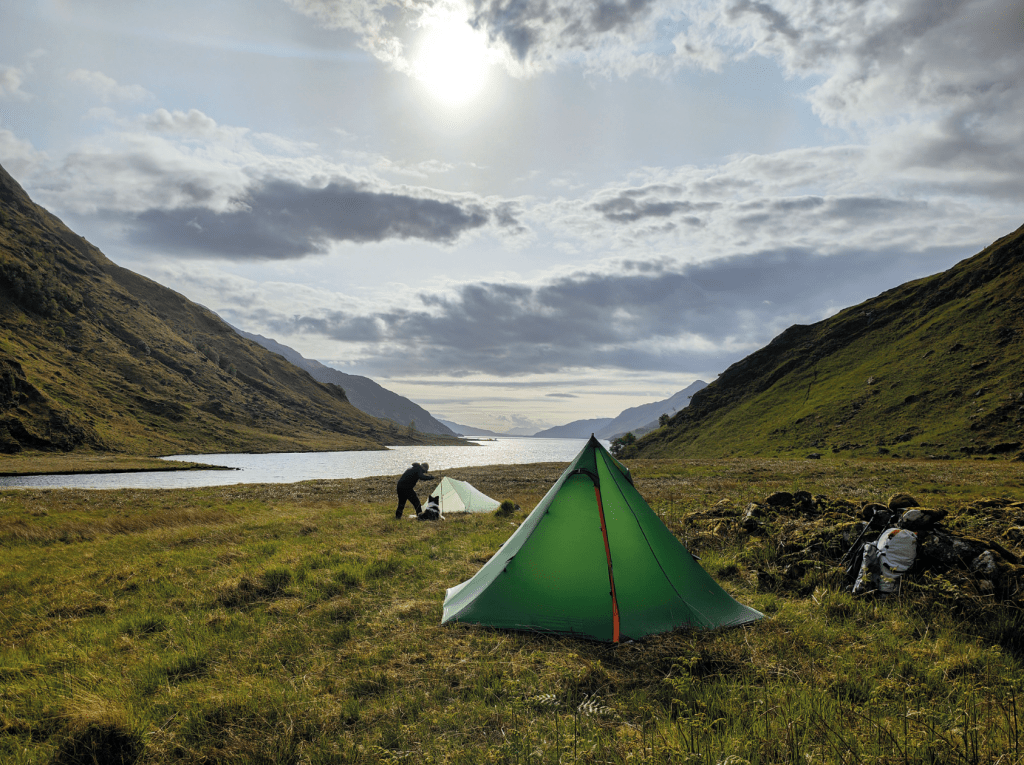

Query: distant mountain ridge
596,381,708,439
438,420,506,438
635,225,1024,460
531,418,613,439
0,161,434,455
234,330,456,437
531,381,707,440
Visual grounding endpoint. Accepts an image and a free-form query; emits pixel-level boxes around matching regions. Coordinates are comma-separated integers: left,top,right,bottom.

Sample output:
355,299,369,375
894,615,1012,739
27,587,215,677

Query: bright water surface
0,438,602,490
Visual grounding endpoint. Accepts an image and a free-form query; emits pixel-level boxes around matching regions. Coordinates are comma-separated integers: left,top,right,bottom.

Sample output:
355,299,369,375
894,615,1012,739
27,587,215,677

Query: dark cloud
592,189,718,223
266,242,975,377
721,0,1024,193
126,178,497,259
733,195,927,231
546,392,579,398
727,0,800,42
591,0,658,34
471,0,658,63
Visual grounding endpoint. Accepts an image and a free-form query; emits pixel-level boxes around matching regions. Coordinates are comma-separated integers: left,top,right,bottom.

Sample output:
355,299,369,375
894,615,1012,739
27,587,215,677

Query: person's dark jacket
397,463,433,491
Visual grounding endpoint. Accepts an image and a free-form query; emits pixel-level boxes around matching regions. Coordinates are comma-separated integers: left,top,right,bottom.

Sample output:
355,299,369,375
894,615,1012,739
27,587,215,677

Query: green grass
1,458,1023,763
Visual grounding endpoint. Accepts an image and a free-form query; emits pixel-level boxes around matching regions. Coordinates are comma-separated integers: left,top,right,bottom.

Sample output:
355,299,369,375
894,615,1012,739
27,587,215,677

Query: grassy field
2,457,1023,764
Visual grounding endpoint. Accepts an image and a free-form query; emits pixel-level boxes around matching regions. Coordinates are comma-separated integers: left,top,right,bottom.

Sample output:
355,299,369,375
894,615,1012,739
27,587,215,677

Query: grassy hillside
1,458,1022,763
0,162,456,457
636,225,1024,460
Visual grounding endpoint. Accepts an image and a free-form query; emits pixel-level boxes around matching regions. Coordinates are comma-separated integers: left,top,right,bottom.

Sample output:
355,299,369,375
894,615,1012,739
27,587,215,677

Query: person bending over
395,462,434,519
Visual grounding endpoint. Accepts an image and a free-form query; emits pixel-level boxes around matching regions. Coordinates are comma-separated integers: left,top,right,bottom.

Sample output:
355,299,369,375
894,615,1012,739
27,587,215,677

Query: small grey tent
430,476,501,514
442,436,762,642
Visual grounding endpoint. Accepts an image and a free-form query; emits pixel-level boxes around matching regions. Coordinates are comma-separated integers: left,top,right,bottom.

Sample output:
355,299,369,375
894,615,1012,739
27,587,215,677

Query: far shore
0,454,231,478
0,436,483,479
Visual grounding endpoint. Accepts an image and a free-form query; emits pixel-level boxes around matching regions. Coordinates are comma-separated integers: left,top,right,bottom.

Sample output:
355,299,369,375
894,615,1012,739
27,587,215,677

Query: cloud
143,107,220,135
68,69,152,102
0,65,31,100
538,145,1021,264
709,0,1024,194
10,107,515,254
470,0,666,71
0,130,47,178
591,188,719,224
284,0,684,78
238,241,975,378
128,178,495,258
284,0,1024,197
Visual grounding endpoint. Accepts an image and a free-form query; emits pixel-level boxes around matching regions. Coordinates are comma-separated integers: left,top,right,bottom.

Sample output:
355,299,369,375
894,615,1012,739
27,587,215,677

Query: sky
2,0,1022,434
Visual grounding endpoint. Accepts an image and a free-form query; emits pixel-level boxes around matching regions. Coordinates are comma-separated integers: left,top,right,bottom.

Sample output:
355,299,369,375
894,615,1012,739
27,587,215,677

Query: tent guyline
441,435,763,642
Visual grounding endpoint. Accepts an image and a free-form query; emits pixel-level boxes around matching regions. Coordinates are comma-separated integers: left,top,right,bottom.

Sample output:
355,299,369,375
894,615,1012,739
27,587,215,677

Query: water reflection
0,438,604,490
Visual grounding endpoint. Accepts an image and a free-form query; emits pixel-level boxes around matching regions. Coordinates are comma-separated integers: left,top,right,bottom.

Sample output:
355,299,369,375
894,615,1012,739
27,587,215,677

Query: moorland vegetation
2,457,1023,764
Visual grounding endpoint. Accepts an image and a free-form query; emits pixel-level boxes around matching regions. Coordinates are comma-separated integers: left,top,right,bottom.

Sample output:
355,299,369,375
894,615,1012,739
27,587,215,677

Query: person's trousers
396,487,421,518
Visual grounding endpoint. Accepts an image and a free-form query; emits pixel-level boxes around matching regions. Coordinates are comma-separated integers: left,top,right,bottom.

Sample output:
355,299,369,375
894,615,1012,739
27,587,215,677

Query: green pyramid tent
442,436,762,642
431,476,501,514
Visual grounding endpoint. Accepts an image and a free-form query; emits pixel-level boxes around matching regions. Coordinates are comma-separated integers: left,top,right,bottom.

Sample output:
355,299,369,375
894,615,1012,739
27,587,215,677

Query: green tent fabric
431,476,501,514
442,435,763,642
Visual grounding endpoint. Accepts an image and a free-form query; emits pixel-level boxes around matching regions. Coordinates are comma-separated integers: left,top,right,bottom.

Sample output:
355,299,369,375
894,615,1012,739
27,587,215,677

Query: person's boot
395,509,402,519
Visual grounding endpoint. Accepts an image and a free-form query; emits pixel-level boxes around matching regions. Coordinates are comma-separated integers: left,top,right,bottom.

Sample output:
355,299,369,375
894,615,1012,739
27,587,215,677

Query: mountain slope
0,162,418,455
235,329,456,436
635,225,1024,459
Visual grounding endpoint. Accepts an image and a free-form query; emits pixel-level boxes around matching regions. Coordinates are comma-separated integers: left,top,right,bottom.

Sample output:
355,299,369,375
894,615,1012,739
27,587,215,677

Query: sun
412,14,492,107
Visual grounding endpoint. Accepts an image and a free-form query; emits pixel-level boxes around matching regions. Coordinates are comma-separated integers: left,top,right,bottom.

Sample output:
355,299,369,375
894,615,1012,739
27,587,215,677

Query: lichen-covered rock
862,502,888,520
918,530,989,568
971,550,1000,578
742,503,765,533
887,493,920,510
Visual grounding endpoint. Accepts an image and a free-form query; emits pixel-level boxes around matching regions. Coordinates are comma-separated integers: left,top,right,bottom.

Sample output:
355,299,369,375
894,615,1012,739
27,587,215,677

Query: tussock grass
1,458,1022,763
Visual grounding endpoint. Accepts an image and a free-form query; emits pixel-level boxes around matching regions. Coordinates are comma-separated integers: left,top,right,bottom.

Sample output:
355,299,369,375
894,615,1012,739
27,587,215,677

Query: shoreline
0,463,239,478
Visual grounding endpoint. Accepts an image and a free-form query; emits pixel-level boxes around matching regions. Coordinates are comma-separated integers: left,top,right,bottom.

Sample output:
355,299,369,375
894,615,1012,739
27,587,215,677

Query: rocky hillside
0,162,432,455
635,225,1024,460
234,329,456,436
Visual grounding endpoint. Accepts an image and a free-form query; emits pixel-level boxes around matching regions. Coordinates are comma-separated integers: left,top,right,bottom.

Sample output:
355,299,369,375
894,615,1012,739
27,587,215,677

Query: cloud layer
229,241,976,379
285,0,1024,199
129,179,494,258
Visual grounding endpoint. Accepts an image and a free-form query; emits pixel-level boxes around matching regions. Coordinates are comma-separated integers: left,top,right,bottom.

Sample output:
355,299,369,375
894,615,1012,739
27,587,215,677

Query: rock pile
692,490,1024,608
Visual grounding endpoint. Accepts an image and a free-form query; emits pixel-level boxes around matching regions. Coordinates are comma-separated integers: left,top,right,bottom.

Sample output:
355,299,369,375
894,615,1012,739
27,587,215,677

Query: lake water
0,438,602,490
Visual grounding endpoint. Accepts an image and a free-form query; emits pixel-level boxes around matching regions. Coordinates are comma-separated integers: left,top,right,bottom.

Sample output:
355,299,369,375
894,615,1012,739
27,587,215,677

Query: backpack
853,527,918,595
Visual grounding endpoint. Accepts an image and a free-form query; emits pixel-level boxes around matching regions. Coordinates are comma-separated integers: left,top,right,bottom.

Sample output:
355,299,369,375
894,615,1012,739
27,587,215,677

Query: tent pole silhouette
442,435,762,642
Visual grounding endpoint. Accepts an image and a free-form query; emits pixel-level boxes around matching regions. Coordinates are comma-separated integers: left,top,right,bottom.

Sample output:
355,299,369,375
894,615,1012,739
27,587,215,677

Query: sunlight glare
413,15,491,107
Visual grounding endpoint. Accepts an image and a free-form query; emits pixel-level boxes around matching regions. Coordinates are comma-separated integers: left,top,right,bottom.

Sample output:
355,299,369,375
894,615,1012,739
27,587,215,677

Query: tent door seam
594,484,621,643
